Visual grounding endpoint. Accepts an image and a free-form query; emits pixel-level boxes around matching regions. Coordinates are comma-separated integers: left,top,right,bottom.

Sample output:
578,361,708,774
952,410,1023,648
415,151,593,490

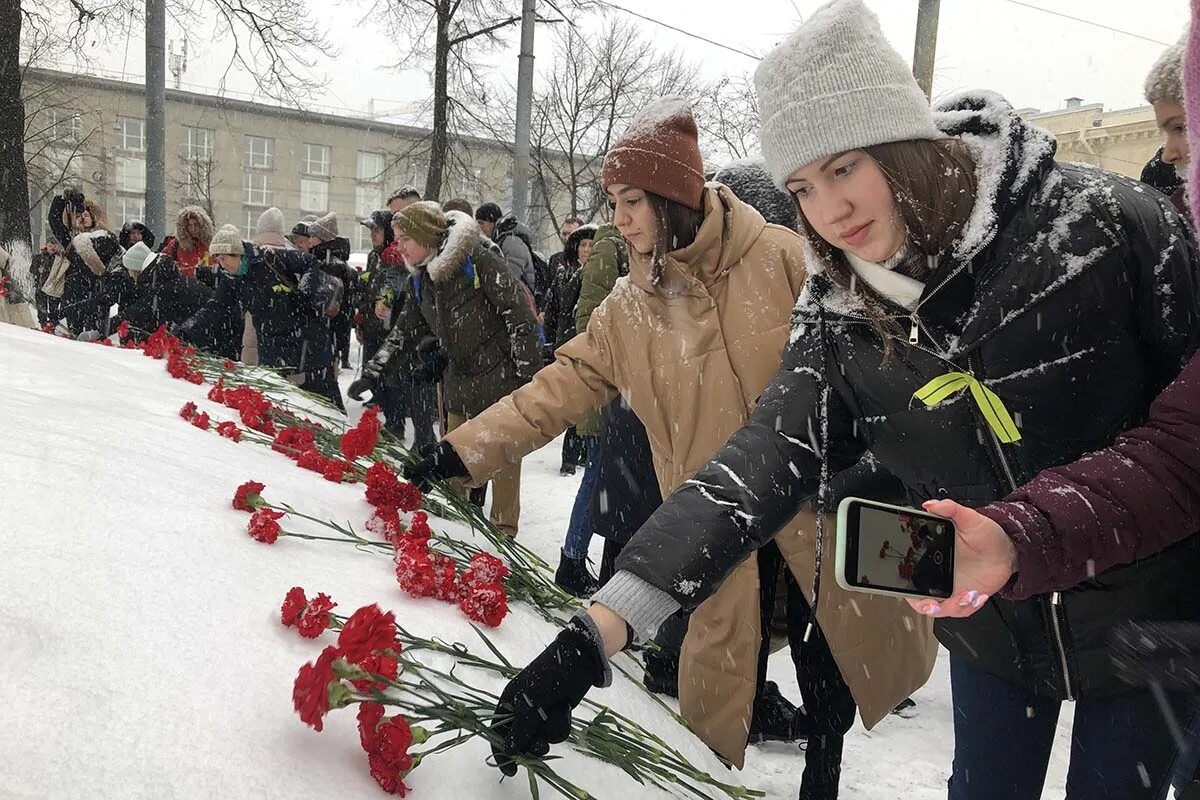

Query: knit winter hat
475,202,503,224
308,212,340,243
209,224,245,256
1146,34,1186,105
122,241,153,272
601,96,705,210
392,201,448,248
754,0,942,189
253,207,290,248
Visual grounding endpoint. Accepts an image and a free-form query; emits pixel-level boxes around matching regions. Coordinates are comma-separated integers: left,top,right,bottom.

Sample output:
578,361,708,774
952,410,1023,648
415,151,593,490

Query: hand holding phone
836,497,956,601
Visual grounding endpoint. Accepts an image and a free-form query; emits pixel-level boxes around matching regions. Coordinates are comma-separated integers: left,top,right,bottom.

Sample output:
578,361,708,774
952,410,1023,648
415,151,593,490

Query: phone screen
844,502,954,598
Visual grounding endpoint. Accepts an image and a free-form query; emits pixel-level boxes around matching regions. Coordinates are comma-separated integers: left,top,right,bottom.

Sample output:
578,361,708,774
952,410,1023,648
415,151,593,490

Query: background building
1021,97,1163,179
23,68,574,252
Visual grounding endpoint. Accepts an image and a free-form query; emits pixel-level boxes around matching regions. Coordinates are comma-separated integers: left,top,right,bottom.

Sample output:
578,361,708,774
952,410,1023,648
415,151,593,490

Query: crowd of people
4,0,1200,796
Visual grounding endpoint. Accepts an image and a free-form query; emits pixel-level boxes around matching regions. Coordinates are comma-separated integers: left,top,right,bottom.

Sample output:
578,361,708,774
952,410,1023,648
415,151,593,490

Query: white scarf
845,249,926,311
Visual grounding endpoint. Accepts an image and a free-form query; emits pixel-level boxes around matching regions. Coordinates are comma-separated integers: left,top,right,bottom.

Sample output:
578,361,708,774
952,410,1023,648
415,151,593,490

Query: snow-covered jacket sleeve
595,322,866,632
1123,187,1200,390
362,287,431,383
441,310,620,485
48,195,71,250
981,349,1200,600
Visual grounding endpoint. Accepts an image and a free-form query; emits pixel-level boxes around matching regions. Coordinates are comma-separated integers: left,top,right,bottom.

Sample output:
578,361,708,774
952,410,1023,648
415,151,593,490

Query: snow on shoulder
0,324,743,799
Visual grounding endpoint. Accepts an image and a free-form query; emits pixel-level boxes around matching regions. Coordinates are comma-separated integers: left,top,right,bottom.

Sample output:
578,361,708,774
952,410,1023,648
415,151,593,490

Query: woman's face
1154,101,1189,175
371,227,385,249
606,184,657,255
577,238,594,264
785,150,905,263
187,218,203,238
79,210,94,229
216,254,242,273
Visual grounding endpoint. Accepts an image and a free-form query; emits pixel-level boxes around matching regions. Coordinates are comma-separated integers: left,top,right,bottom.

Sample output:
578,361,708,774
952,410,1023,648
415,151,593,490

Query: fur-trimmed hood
425,211,482,283
71,230,122,276
61,199,110,237
175,205,215,250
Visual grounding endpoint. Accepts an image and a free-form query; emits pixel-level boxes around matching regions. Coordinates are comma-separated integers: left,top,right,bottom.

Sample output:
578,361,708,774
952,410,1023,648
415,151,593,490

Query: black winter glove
412,345,449,385
402,441,469,490
489,617,607,776
347,375,378,402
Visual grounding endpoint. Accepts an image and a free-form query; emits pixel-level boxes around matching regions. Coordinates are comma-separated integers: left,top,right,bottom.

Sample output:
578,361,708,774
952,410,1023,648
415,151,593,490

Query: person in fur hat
1146,34,1190,218
159,206,215,281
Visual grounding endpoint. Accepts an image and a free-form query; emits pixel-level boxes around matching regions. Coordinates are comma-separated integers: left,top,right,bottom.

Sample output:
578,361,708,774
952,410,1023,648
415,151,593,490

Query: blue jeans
948,656,1194,800
563,436,599,559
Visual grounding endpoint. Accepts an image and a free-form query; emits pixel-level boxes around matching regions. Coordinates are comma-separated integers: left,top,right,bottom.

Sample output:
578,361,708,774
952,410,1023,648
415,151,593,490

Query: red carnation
273,426,316,459
460,582,509,627
179,401,197,420
248,508,285,544
208,379,226,403
337,604,400,664
232,481,266,511
358,701,385,751
352,652,400,692
368,751,412,796
116,319,130,339
216,421,242,441
292,646,339,732
185,371,204,385
407,512,431,541
376,715,414,770
42,322,55,334
461,552,508,588
366,507,402,542
297,592,337,638
191,411,211,430
341,427,377,461
224,360,236,369
281,587,308,627
430,553,460,602
297,448,331,473
395,551,436,598
323,459,352,483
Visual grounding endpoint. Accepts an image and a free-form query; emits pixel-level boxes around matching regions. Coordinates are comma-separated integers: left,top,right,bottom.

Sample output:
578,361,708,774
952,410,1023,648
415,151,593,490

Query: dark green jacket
572,224,628,435
364,212,541,417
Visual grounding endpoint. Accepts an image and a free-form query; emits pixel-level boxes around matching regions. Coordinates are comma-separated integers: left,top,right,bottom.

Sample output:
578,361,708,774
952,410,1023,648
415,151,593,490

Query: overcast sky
60,0,1188,125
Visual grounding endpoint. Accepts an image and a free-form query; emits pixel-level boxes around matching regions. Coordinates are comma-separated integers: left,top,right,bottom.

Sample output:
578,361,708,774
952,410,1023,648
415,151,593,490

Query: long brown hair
645,192,704,281
797,138,977,351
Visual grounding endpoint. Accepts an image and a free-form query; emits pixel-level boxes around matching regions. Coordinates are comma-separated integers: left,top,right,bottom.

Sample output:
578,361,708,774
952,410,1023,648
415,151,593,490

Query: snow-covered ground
1,323,1074,799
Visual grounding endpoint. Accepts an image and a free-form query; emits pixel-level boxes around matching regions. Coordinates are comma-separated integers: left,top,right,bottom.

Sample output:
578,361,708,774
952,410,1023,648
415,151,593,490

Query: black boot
642,647,679,698
554,549,599,598
559,462,577,476
748,680,803,744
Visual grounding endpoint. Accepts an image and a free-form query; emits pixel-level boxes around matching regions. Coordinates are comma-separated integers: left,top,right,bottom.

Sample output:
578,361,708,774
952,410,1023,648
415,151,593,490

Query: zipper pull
909,314,920,345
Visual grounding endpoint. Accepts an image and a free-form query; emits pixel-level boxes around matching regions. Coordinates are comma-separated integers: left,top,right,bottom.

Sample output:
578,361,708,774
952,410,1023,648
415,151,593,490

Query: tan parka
444,184,936,765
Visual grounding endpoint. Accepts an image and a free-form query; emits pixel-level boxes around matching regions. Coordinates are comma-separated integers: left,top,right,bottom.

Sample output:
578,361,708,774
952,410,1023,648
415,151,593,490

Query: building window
244,173,271,205
115,156,146,193
357,151,384,183
184,126,215,162
243,208,265,239
117,196,146,224
304,143,331,176
46,108,81,145
355,185,383,250
300,178,329,213
116,116,145,151
409,160,428,188
244,135,273,169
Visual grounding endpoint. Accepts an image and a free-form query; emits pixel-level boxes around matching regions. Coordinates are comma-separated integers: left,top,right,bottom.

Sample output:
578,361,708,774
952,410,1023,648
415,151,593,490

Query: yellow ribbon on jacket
912,372,1022,444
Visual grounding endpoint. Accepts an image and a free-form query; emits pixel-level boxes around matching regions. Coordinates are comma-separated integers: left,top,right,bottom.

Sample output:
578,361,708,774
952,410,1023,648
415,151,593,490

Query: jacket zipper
968,351,1074,701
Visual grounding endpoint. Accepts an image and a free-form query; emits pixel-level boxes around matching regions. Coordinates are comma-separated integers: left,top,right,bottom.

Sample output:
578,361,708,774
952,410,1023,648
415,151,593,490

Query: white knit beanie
1145,34,1186,105
209,224,245,256
754,0,942,189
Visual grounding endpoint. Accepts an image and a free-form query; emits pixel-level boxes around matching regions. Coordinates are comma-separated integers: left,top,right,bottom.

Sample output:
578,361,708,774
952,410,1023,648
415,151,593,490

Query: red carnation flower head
297,592,338,638
185,371,204,385
461,553,508,588
208,378,226,403
232,481,266,512
407,511,431,541
337,604,400,664
223,360,236,370
248,508,285,544
395,551,436,598
460,582,509,627
352,652,400,692
368,751,412,796
116,319,130,339
297,448,331,474
358,701,385,751
376,715,415,770
191,411,211,430
281,587,308,627
341,427,377,462
430,554,460,602
216,421,242,441
359,406,383,437
179,401,197,420
292,646,339,732
366,506,402,543
273,426,316,459
323,459,351,483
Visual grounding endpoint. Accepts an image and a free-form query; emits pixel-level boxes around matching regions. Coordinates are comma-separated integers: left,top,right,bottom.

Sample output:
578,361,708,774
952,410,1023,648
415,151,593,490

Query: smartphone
835,497,955,600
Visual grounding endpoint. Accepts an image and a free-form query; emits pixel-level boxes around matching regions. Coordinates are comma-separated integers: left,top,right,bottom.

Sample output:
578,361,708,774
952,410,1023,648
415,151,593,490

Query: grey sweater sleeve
589,570,681,640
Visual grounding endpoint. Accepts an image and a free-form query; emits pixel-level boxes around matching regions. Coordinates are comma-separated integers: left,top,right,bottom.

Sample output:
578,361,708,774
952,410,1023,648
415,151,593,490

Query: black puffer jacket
614,91,1200,702
121,255,234,349
180,242,334,372
542,225,597,348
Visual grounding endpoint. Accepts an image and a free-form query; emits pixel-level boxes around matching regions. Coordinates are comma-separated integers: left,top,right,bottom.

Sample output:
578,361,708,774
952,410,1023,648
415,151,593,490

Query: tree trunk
0,1,32,246
426,1,450,201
